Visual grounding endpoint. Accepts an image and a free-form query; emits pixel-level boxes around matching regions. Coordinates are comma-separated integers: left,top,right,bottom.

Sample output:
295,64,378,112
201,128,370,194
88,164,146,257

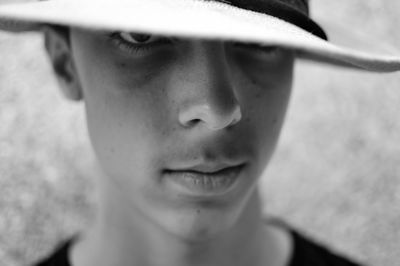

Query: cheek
235,50,294,121
107,49,177,90
72,40,175,176
246,89,292,166
233,56,294,162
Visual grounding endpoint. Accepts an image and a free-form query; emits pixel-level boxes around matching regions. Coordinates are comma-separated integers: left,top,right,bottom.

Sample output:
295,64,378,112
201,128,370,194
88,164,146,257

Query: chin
161,208,240,242
148,190,256,243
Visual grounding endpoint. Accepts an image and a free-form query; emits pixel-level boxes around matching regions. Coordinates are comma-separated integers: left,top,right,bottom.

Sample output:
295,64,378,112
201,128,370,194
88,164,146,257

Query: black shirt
33,229,363,266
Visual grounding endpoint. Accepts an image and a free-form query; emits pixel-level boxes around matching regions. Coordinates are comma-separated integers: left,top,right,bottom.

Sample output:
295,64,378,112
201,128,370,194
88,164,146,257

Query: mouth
163,164,246,197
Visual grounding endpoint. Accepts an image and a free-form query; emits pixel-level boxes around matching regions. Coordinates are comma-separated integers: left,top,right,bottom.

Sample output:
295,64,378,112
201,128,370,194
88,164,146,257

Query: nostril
178,100,242,130
185,118,202,128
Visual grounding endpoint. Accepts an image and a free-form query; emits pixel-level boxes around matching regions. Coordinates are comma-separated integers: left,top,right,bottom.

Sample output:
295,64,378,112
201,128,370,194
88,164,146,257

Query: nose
178,43,242,130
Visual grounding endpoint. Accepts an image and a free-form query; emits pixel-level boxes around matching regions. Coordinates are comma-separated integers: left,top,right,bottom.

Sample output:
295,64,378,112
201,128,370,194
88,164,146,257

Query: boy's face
48,27,294,240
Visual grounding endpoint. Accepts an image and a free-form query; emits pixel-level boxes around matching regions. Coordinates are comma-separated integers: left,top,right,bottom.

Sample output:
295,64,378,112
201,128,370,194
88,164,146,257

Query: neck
71,169,289,266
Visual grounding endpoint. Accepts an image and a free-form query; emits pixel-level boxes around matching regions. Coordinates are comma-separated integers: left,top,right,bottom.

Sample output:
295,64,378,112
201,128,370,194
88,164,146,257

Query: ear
43,26,83,101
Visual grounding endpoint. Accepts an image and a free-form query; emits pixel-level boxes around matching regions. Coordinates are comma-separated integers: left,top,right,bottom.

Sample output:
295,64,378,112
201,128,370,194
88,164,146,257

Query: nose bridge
178,42,242,130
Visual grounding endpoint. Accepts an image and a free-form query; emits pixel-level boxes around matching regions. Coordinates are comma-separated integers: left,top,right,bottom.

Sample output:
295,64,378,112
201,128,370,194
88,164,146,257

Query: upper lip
166,163,245,174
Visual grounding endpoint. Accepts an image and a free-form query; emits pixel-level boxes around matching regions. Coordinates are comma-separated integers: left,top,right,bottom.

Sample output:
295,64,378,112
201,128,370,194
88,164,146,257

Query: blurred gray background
0,1,399,265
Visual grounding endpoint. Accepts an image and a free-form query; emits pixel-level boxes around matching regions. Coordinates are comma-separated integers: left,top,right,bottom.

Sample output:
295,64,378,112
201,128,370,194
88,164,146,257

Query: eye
109,31,173,54
118,32,164,45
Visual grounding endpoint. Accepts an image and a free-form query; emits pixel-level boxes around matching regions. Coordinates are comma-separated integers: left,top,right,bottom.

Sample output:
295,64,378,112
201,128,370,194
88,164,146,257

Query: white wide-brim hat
0,0,400,73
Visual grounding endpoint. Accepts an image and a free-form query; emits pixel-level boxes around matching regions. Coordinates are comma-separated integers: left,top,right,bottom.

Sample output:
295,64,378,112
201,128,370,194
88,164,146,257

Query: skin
44,26,295,266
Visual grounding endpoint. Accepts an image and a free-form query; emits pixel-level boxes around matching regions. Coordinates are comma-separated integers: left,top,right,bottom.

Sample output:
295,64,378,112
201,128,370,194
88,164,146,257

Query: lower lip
163,165,244,197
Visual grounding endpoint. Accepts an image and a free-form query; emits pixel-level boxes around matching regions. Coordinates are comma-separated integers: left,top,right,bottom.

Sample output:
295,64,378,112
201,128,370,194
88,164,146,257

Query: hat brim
0,0,399,72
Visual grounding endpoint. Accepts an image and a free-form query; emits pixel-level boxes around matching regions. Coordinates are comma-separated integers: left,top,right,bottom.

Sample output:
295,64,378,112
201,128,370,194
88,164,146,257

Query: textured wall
0,1,399,265
263,1,400,265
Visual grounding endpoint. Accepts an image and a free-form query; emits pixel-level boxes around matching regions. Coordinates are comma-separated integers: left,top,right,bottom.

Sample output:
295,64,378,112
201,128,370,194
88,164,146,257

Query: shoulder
288,228,365,266
266,218,365,266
